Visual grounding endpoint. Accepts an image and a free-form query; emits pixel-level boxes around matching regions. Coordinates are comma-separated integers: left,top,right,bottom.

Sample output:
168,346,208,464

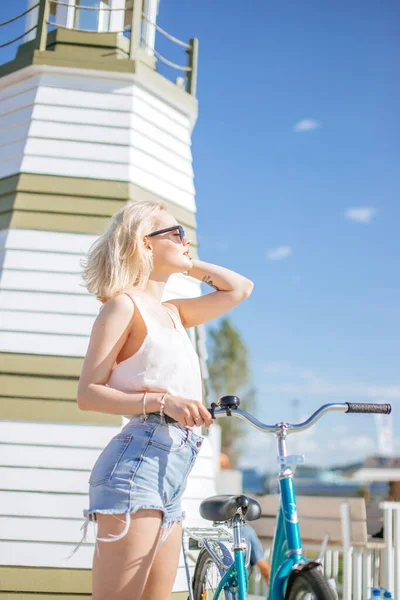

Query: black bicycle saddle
199,494,262,522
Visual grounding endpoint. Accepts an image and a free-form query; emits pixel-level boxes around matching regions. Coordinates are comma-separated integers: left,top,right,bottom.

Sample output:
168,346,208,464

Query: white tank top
107,294,203,416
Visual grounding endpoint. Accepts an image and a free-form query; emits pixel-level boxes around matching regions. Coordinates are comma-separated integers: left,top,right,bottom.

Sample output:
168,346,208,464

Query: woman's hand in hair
163,395,213,429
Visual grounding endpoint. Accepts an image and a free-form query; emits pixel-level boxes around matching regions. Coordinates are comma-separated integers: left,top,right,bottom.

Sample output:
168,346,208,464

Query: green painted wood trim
0,374,78,400
0,353,83,377
46,27,130,54
4,210,111,235
0,194,14,213
11,192,126,217
0,595,90,599
0,174,129,200
1,208,198,245
0,566,187,597
0,213,12,231
0,397,120,425
0,27,198,111
0,174,198,228
0,566,91,593
0,355,118,424
0,173,198,252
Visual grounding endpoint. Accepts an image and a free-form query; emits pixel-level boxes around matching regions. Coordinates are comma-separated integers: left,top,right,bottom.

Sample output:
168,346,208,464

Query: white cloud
344,207,378,223
266,246,292,261
294,119,321,133
263,362,400,400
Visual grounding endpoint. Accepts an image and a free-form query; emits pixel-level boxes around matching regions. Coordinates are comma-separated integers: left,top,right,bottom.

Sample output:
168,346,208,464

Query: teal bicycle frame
205,440,307,599
198,400,391,599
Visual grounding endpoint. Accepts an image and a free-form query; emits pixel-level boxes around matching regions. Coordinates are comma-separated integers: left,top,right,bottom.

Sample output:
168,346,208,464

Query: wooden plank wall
0,420,216,594
0,70,196,211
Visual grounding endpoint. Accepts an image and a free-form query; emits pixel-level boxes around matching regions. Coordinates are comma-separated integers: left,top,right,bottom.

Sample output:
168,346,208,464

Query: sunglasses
147,225,185,241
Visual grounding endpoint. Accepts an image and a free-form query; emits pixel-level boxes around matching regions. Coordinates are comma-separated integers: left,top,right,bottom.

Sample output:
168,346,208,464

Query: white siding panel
32,103,129,128
131,165,195,210
0,541,94,568
0,106,34,131
38,73,132,97
36,86,132,112
132,113,191,160
0,88,37,117
2,441,211,475
0,330,89,355
0,76,39,101
21,154,129,181
0,228,201,355
0,421,119,448
0,517,92,544
0,467,214,496
1,272,199,300
3,229,97,253
0,491,86,518
1,270,84,294
0,156,23,179
0,122,30,144
131,130,193,175
24,138,129,164
2,249,83,273
0,416,216,584
29,120,130,146
0,470,90,494
0,539,194,591
0,139,26,161
134,95,190,141
0,491,211,523
133,85,190,128
0,290,98,315
0,311,94,336
0,445,100,471
130,147,194,193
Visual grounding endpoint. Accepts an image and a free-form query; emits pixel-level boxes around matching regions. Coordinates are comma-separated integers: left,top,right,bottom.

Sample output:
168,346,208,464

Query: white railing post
332,550,339,581
353,548,363,599
380,501,400,597
362,549,372,600
381,502,394,594
394,506,400,599
340,502,353,600
325,549,332,578
142,0,157,55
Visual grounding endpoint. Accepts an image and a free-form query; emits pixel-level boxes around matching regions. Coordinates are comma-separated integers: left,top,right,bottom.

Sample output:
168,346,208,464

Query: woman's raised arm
166,259,254,328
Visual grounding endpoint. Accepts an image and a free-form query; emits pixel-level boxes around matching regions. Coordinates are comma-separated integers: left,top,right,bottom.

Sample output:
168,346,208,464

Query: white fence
251,500,400,599
381,501,400,598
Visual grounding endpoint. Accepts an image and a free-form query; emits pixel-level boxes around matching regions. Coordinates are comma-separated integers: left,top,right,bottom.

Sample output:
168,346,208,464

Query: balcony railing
0,0,198,96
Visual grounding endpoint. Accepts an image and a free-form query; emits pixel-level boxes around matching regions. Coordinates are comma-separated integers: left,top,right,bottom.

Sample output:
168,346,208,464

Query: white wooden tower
0,1,215,596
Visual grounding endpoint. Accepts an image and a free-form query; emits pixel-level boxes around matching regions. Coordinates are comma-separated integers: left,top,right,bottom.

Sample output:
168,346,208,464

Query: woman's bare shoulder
97,293,135,321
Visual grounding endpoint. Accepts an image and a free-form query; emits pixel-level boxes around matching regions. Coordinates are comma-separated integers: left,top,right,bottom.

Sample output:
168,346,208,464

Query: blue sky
1,1,399,468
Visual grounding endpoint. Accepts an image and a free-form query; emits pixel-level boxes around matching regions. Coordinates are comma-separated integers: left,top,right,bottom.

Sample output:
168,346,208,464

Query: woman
76,199,253,600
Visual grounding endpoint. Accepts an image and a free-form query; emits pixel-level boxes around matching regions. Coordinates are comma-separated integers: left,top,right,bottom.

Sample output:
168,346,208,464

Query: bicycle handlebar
345,402,391,414
208,399,391,435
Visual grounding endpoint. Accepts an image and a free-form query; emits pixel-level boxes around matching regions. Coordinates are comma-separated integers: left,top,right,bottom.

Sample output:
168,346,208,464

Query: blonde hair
82,199,166,302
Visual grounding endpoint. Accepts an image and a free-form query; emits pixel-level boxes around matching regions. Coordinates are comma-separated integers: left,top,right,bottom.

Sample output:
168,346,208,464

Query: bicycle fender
203,540,233,576
284,561,323,598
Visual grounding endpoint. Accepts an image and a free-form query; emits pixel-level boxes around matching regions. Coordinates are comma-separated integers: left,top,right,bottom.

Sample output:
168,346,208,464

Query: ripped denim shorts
73,413,203,552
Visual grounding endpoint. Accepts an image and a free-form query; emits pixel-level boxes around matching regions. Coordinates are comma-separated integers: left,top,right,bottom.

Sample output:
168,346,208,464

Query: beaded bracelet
159,393,167,420
142,392,148,419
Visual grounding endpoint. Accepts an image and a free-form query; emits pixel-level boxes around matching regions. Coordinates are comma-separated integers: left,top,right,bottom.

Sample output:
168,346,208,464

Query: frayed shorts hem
83,505,186,529
68,505,185,558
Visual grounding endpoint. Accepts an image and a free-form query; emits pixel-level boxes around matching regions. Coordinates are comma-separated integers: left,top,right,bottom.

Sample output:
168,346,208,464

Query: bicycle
183,395,392,600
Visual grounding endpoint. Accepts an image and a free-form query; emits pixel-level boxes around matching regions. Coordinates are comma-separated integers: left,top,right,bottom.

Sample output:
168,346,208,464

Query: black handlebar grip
346,402,392,415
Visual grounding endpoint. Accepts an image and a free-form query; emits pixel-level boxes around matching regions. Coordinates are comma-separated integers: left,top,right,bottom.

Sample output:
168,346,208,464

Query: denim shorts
71,413,204,553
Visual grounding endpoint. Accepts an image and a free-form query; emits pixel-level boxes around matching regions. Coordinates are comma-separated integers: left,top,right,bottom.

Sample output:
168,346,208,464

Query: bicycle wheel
285,567,336,600
192,547,238,600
